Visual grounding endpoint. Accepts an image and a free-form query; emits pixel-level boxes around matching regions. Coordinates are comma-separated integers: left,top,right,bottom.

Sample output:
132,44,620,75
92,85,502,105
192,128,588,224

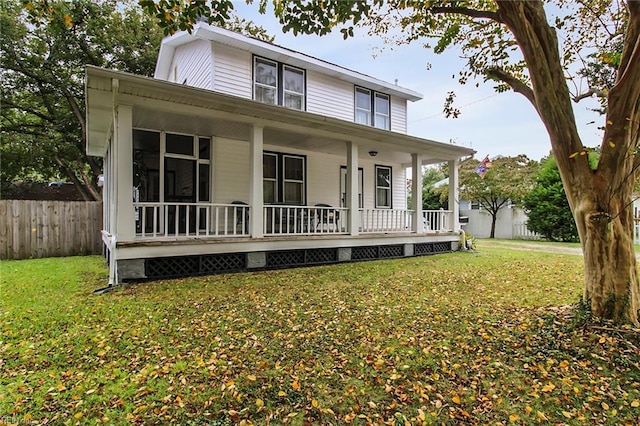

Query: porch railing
133,203,455,238
134,202,250,238
360,208,413,233
423,209,454,232
264,205,348,236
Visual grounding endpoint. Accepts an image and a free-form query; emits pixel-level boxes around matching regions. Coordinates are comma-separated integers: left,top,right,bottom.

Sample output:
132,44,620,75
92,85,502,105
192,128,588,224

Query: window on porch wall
132,129,211,234
283,155,304,204
263,151,306,205
375,165,392,208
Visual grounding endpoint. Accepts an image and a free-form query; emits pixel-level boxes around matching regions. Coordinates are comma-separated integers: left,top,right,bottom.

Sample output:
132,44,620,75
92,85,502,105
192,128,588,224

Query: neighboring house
85,23,475,284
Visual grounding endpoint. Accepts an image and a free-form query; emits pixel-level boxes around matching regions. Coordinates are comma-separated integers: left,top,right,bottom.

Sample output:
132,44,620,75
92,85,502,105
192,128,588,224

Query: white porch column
448,158,461,232
411,154,424,233
114,104,135,240
347,142,359,236
249,125,264,238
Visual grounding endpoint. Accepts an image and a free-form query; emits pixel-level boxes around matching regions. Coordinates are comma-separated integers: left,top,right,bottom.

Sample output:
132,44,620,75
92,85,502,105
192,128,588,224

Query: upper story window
254,58,277,105
253,56,306,110
355,87,390,130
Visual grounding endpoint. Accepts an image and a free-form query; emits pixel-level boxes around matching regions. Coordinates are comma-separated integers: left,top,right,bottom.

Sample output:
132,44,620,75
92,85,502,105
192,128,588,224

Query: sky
232,2,605,161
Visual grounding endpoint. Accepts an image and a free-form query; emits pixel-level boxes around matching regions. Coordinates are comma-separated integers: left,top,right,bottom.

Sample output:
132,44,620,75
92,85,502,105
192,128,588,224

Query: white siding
306,70,353,121
212,141,407,212
367,162,406,210
390,96,407,134
170,39,212,89
164,40,415,130
393,167,407,209
214,138,250,203
213,43,252,99
306,152,343,206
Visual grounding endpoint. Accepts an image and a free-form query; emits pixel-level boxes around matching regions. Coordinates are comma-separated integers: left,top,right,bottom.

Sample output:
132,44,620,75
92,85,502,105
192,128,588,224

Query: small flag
476,155,492,178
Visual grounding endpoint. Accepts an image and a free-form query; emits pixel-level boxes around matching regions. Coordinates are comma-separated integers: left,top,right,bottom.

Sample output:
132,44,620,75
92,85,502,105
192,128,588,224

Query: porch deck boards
116,231,455,248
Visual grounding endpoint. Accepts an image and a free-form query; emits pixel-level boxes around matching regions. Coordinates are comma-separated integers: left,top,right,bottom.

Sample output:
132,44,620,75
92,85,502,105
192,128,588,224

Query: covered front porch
86,66,474,283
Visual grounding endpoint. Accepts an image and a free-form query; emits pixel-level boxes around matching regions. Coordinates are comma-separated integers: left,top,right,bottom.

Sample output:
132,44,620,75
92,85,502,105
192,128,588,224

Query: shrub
523,156,579,242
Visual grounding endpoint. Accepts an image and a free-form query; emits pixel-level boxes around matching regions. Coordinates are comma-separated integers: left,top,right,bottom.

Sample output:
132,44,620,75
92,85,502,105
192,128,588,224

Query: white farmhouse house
85,23,475,284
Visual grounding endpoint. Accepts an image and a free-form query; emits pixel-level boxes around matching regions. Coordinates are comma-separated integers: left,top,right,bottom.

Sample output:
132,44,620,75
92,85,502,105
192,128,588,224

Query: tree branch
598,2,640,180
1,98,54,123
5,58,57,88
61,87,86,143
53,154,92,201
573,88,608,103
617,0,640,80
429,6,503,23
485,66,537,109
0,124,48,136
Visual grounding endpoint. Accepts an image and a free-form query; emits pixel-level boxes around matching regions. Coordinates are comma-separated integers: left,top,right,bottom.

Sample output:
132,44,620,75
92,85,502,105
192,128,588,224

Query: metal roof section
86,66,474,163
154,23,423,102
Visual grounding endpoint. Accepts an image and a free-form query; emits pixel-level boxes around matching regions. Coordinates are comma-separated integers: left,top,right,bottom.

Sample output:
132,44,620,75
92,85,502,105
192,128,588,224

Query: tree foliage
421,165,448,210
142,0,640,324
138,0,275,41
459,155,538,238
1,1,163,199
2,1,273,200
523,156,579,242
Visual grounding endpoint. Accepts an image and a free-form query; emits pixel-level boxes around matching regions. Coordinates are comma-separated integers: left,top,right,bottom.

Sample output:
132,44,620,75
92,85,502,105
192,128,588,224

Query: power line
410,92,501,123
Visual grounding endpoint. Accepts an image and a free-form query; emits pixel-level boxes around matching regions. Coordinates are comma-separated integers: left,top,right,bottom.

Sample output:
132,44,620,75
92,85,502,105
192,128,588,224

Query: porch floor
117,231,455,248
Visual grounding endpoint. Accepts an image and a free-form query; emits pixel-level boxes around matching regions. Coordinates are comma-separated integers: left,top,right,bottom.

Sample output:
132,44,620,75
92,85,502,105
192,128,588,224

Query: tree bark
489,213,497,239
496,0,640,324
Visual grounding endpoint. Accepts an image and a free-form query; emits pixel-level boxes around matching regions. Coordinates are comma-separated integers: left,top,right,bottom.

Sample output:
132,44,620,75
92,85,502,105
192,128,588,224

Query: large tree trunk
497,1,640,324
572,173,639,324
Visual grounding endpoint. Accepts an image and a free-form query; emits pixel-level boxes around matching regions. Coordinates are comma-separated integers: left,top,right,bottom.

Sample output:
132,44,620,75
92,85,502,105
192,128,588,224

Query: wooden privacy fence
0,200,103,260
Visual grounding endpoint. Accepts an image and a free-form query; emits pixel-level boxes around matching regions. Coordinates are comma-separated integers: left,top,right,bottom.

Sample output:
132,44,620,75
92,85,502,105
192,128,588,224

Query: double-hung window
355,87,372,126
263,152,306,205
375,165,392,208
355,87,390,130
254,58,278,105
374,93,390,129
263,153,278,204
283,66,304,110
253,56,306,110
283,155,304,204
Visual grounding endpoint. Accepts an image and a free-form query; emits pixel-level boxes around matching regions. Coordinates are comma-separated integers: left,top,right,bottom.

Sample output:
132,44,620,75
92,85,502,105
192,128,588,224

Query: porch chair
315,203,339,232
231,201,249,234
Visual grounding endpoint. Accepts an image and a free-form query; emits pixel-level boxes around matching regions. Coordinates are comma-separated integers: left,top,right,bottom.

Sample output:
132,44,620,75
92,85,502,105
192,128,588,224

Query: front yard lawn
1,247,638,424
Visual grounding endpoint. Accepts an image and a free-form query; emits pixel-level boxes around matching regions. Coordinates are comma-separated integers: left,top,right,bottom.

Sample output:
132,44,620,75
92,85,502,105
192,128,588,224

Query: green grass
1,248,639,425
480,237,581,246
478,237,640,253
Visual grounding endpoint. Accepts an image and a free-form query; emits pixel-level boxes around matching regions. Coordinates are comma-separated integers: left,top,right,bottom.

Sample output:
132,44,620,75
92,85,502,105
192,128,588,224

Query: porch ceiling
133,108,411,162
86,66,475,164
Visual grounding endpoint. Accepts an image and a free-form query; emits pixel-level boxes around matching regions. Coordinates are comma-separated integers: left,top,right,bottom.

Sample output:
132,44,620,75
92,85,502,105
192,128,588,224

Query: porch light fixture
368,150,378,157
